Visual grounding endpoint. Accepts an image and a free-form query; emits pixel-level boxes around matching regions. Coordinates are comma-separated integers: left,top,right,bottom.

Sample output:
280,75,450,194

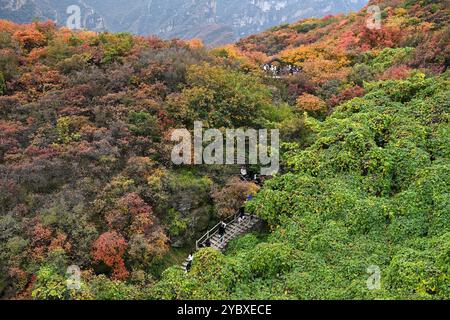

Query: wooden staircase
181,214,261,271
209,217,260,251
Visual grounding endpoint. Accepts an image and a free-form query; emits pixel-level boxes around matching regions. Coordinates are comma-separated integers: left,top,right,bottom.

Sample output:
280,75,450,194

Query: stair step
182,216,262,269
229,226,244,233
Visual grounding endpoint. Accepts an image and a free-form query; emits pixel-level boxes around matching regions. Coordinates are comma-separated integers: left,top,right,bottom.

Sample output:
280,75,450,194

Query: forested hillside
0,0,368,45
0,19,283,299
0,0,449,300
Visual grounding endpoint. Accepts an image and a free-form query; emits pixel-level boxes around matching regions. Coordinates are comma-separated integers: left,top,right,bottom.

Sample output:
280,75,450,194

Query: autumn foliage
296,93,327,113
92,232,129,280
212,178,260,219
0,0,448,300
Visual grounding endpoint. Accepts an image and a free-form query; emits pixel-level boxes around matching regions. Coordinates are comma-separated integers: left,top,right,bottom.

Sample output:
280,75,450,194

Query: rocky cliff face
0,0,106,31
0,0,368,45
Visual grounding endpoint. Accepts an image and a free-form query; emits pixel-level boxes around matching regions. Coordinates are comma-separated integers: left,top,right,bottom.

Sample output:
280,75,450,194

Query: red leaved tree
105,192,154,236
92,231,129,280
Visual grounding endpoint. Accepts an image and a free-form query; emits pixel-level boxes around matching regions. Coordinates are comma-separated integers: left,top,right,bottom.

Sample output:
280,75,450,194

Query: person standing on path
238,206,246,224
186,254,193,272
218,221,227,244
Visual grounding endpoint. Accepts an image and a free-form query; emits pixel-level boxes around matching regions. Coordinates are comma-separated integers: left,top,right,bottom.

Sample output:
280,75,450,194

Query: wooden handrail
194,173,265,251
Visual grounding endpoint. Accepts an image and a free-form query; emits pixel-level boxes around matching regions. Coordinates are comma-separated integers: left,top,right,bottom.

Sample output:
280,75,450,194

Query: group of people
185,167,262,272
186,193,255,273
262,63,301,76
263,63,280,75
186,220,228,272
240,166,262,185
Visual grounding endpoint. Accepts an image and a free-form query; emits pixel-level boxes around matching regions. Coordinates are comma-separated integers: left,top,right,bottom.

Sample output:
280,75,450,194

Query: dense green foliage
154,74,449,299
0,0,448,300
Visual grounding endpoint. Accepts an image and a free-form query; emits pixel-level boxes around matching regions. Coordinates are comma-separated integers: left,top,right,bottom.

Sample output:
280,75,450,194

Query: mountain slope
152,0,450,300
0,0,448,300
0,0,106,30
0,0,368,44
0,15,281,299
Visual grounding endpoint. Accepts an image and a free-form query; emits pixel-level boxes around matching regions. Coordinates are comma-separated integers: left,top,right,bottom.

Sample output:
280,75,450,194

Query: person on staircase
253,173,262,185
186,254,193,272
218,221,227,244
200,238,211,248
240,166,249,181
238,206,246,224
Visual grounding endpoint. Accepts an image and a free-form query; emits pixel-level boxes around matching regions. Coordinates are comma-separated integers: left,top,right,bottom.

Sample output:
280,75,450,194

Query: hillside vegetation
0,0,368,45
0,0,448,300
